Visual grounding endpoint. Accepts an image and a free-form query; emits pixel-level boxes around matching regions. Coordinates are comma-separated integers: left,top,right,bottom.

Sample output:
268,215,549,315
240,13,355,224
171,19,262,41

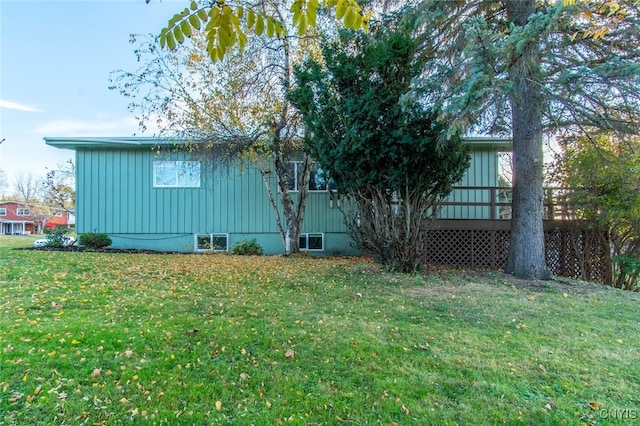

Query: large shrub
289,23,470,272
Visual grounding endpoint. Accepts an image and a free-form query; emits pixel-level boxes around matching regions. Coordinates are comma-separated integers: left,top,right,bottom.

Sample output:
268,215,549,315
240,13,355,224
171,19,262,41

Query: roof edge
44,137,190,150
45,136,513,150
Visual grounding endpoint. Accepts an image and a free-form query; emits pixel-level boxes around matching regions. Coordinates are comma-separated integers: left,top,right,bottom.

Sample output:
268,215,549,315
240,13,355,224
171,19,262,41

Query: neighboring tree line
113,0,639,279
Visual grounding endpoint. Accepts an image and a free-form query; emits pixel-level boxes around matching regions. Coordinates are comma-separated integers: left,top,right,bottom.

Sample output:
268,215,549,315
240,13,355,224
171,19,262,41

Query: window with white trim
299,233,324,251
0,208,6,216
286,162,336,192
53,211,63,217
195,233,228,252
16,208,31,216
153,161,201,188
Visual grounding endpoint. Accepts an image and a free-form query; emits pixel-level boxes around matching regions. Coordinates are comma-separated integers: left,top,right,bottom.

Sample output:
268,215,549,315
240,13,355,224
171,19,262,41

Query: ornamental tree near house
289,22,470,272
414,0,640,279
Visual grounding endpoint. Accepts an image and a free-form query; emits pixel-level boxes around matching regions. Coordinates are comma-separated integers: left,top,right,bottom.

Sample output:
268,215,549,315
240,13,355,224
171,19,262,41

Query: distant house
45,137,511,254
0,201,38,235
44,208,76,231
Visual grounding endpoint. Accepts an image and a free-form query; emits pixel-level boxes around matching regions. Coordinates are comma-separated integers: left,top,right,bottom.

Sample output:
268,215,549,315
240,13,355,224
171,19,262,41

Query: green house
45,137,511,254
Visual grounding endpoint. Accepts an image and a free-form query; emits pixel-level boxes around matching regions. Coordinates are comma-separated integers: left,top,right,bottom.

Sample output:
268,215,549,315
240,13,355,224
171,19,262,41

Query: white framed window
53,211,64,217
286,162,336,192
0,208,6,216
195,233,228,252
300,233,324,251
16,208,31,216
153,161,201,188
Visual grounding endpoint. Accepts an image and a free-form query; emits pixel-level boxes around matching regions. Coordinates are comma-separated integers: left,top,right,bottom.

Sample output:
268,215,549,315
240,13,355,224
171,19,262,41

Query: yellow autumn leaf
215,400,222,410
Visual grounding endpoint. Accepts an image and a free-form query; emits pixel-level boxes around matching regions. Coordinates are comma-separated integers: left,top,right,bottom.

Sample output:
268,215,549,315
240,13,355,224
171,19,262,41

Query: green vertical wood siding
71,140,504,252
75,148,347,238
439,147,502,219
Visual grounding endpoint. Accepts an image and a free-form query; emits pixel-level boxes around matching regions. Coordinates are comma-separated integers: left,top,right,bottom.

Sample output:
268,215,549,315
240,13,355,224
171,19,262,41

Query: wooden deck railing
438,186,575,221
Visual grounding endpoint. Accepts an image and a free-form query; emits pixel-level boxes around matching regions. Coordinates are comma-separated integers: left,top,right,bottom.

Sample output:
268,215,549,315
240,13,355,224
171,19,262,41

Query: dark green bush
614,256,640,291
232,239,263,256
79,233,112,250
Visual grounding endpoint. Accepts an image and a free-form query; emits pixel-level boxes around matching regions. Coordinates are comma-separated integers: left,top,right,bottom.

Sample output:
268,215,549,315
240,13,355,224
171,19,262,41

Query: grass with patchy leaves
1,236,639,425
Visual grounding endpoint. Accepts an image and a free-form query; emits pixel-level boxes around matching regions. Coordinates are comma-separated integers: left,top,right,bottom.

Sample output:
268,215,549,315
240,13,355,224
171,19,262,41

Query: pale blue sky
0,0,185,186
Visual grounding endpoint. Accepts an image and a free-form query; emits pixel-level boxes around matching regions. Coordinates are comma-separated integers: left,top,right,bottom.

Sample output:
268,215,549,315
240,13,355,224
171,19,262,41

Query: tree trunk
274,151,311,255
268,8,310,256
505,0,551,279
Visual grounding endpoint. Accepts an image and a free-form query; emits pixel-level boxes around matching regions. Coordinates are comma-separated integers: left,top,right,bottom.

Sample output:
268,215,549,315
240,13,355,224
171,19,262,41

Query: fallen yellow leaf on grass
587,401,600,410
285,350,295,358
215,400,222,410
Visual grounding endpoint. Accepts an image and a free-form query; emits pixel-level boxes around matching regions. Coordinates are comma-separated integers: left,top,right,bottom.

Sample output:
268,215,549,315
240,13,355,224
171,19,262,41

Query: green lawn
1,236,639,425
0,234,42,249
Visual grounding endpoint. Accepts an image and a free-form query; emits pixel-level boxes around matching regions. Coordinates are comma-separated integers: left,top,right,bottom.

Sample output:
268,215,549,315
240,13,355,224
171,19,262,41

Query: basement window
195,233,228,252
299,233,324,251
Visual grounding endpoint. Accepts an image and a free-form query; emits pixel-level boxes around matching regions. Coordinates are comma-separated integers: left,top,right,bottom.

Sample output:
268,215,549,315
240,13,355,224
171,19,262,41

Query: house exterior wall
439,146,503,219
74,148,350,253
58,137,508,254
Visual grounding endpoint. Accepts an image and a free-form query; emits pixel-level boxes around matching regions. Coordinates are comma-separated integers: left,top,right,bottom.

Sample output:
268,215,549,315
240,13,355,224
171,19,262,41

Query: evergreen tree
414,0,640,279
